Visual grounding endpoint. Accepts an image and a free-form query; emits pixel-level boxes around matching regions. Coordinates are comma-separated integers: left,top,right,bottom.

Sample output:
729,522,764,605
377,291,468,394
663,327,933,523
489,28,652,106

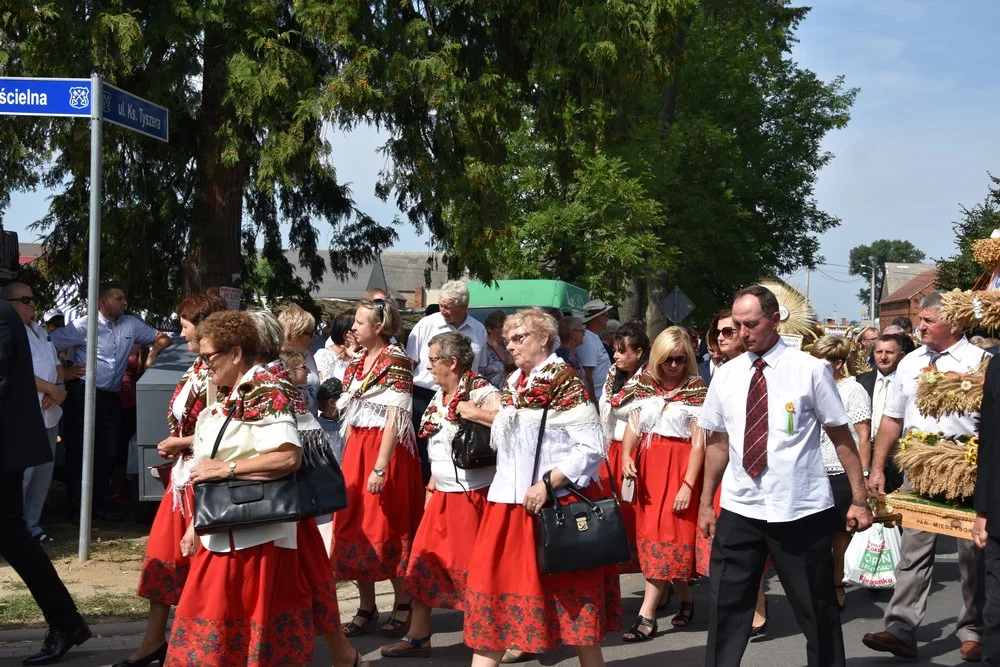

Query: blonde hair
503,307,558,354
810,334,852,378
278,303,316,339
359,296,402,339
648,326,698,385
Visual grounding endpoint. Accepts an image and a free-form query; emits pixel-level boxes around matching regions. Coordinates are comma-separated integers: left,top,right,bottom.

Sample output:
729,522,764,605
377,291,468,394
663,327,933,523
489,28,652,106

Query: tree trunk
645,274,670,338
619,278,646,323
183,26,245,295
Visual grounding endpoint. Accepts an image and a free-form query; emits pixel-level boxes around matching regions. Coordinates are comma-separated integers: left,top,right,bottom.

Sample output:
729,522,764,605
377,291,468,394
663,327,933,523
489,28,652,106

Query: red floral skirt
605,439,641,574
332,426,424,581
137,484,193,606
298,519,340,635
463,482,622,653
165,539,315,667
634,434,700,581
404,487,488,610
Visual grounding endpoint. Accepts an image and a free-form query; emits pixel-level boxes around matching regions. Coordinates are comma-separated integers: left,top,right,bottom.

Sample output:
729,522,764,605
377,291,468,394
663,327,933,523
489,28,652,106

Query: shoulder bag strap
209,387,242,461
531,405,550,484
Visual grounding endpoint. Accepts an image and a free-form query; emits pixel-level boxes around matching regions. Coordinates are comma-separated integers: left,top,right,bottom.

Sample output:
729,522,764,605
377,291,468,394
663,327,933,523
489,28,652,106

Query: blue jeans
22,426,58,537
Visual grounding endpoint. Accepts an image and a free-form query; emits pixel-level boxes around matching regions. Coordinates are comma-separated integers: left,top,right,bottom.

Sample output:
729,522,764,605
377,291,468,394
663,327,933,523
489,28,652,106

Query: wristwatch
850,499,869,508
373,467,386,477
228,462,237,479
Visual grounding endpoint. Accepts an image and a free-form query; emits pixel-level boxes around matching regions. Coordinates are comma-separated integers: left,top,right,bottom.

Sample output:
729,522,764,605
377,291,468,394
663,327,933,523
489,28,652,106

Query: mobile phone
620,477,635,503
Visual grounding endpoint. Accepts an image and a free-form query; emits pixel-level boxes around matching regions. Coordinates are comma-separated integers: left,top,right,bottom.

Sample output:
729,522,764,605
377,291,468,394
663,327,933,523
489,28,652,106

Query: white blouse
820,376,871,474
630,399,702,440
191,366,303,553
426,384,501,492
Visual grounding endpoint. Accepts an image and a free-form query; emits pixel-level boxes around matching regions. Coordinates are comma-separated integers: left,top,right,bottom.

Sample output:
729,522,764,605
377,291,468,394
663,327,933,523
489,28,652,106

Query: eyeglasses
662,355,688,366
574,328,586,334
199,349,228,365
717,327,736,338
5,296,35,305
504,332,532,346
427,355,445,364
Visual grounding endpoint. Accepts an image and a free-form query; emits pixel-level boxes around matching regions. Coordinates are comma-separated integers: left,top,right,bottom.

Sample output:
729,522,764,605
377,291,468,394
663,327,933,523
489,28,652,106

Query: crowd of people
2,275,999,667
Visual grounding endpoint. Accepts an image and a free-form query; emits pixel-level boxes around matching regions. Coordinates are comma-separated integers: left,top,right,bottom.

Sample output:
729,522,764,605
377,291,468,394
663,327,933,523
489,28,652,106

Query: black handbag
451,418,496,470
531,406,631,574
297,433,348,518
193,408,301,535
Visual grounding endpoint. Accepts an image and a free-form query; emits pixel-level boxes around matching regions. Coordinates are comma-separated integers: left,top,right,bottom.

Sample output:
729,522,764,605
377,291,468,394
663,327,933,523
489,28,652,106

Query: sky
3,1,999,322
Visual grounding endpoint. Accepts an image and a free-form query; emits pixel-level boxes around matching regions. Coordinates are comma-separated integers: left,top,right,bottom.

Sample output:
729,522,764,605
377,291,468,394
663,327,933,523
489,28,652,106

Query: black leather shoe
22,622,91,665
111,642,168,667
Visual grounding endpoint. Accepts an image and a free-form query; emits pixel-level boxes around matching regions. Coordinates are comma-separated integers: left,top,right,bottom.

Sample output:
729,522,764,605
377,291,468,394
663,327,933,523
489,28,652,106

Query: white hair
439,280,470,307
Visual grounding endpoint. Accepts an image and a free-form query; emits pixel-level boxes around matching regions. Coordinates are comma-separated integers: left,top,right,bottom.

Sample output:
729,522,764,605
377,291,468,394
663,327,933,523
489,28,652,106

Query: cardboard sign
780,333,804,349
219,286,242,311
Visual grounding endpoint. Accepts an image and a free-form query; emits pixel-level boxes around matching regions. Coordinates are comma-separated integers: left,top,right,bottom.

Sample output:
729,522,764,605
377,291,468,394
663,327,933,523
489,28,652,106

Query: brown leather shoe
961,640,983,662
862,631,917,659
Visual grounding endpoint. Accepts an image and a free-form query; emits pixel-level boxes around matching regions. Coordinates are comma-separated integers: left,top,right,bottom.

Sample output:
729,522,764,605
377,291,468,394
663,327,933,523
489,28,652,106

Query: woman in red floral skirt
333,297,424,638
464,307,620,667
113,293,227,667
165,311,317,667
599,322,649,576
380,332,501,659
621,327,706,641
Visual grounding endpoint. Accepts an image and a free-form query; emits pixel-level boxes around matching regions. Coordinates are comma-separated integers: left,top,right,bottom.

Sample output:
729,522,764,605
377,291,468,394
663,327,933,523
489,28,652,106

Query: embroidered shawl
166,358,211,513
627,373,708,447
336,342,416,453
599,364,646,440
419,371,495,439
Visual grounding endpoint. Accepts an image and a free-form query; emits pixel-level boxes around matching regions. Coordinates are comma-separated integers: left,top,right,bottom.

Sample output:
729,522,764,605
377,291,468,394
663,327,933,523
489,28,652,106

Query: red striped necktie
743,357,768,478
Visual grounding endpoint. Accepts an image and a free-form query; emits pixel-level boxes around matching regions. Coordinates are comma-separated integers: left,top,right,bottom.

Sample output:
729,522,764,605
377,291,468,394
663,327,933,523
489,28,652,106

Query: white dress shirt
699,339,849,522
406,312,488,390
871,371,895,438
883,337,990,437
49,312,159,391
577,330,611,399
25,320,62,428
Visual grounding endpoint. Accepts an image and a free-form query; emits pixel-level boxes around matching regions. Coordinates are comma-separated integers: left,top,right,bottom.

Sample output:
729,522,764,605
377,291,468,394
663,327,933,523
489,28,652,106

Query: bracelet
850,499,869,508
424,486,434,493
682,480,694,491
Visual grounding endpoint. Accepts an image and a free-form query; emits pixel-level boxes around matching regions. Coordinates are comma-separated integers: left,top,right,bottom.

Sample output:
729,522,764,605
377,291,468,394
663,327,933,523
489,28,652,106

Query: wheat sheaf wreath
914,358,988,419
894,430,978,502
973,237,1000,268
941,289,1000,330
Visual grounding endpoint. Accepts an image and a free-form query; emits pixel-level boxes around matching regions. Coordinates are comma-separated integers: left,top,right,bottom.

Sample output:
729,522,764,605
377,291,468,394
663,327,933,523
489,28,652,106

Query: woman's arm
367,409,402,494
675,422,705,513
621,423,640,480
856,419,872,471
188,443,302,484
456,401,499,426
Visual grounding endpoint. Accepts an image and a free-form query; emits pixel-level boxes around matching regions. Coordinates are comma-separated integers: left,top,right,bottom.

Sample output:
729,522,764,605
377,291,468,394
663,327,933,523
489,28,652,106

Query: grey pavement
0,538,978,666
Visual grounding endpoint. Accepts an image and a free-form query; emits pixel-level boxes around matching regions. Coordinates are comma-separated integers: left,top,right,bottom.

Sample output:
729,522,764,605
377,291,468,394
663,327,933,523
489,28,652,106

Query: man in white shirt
864,291,990,662
698,285,872,667
856,333,908,490
576,299,612,402
405,280,488,481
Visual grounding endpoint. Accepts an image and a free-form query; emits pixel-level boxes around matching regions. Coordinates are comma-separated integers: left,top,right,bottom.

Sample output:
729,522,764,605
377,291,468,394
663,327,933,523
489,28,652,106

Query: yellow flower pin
785,402,795,434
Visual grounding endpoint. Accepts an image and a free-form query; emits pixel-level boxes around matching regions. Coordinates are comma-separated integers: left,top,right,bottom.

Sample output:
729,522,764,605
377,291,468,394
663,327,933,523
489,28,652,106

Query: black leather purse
297,434,348,518
193,408,301,535
451,418,496,469
531,406,631,574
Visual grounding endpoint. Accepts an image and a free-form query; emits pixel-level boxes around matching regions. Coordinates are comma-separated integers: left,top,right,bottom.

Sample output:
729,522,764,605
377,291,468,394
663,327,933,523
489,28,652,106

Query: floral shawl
419,371,494,439
166,358,211,513
599,364,646,441
336,342,416,454
627,373,708,448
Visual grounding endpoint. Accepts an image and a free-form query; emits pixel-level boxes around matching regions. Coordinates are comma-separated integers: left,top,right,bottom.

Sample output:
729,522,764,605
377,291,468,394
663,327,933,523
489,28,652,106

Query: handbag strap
531,405,550,484
209,403,238,461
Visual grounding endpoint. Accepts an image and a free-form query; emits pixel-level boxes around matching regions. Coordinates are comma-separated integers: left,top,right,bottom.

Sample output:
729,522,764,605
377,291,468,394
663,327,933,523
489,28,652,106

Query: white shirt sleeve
405,318,425,365
251,419,302,454
812,363,849,427
698,376,727,432
132,317,160,346
882,370,907,420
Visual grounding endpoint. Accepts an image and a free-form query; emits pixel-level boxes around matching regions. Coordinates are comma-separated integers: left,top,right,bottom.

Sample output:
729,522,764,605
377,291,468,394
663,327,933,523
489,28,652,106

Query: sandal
343,607,379,637
342,649,369,667
382,602,412,638
656,581,674,611
500,649,536,664
671,600,695,627
622,615,657,642
380,635,431,658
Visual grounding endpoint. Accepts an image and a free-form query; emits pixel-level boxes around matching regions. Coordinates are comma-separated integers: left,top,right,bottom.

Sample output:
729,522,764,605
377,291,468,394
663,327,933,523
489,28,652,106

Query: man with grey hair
405,280,488,481
864,290,990,662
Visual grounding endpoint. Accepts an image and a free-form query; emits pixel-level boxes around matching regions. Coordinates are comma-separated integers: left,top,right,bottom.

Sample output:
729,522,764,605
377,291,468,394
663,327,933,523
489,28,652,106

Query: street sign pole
79,73,103,562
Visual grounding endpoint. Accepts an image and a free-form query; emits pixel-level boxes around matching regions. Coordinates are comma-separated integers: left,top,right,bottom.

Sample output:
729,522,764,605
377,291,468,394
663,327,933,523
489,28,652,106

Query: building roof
881,263,938,302
380,252,452,294
19,242,44,264
879,267,938,305
282,250,389,301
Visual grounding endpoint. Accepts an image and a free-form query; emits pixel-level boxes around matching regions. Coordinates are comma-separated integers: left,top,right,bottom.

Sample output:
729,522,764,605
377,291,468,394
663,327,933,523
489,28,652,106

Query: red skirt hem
137,485,193,606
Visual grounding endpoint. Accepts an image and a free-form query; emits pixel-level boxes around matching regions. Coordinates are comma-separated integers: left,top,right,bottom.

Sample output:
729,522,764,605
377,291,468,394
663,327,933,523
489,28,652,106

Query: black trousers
0,470,82,629
707,507,844,667
984,536,1000,665
411,385,436,485
62,381,121,513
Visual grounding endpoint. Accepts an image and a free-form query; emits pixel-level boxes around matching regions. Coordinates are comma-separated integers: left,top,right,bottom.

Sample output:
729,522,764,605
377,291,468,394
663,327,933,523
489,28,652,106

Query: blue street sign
0,77,92,117
102,82,169,142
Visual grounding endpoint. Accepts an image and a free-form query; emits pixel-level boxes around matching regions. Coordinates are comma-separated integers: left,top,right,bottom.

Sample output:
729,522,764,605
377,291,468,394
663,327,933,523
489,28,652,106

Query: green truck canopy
464,279,590,322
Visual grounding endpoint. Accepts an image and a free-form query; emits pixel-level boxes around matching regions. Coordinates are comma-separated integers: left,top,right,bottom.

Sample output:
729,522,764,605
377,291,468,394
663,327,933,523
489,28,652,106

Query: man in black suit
0,297,90,665
856,333,908,492
976,355,1000,663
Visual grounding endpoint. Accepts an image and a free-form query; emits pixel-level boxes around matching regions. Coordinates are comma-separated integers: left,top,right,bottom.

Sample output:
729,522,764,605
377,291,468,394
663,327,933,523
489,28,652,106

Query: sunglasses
5,296,35,305
504,332,532,346
662,355,688,366
372,298,386,316
717,327,737,338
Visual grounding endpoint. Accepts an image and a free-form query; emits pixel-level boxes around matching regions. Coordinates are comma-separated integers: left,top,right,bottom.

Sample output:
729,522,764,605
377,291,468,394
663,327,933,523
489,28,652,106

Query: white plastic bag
843,523,902,589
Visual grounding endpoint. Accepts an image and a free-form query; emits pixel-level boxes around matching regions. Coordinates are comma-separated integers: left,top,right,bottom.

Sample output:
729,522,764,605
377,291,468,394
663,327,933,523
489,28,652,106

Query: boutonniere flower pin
785,402,795,435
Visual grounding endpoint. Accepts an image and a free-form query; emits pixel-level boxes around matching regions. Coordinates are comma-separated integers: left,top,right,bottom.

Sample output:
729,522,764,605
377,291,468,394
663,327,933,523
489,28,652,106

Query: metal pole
79,72,103,562
869,255,877,328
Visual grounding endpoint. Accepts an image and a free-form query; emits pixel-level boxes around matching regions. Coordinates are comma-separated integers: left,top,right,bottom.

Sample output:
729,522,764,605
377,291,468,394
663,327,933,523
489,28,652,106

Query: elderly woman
380,333,501,658
164,311,314,666
112,294,228,667
482,310,509,388
463,307,619,667
620,327,706,640
279,303,321,411
334,297,424,638
810,335,872,611
598,322,650,577
316,310,357,382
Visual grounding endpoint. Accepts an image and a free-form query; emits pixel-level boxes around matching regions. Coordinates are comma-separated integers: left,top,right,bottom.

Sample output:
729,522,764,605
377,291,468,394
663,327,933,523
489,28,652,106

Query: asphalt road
0,537,978,666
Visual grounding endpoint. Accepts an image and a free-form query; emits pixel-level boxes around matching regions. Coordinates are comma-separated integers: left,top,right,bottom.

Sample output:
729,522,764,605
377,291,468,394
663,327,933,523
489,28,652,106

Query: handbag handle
208,388,242,461
530,404,550,484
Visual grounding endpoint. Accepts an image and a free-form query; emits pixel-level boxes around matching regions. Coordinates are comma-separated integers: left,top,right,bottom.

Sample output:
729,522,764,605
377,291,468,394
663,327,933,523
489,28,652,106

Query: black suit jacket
857,370,876,398
0,300,50,474
976,355,1000,535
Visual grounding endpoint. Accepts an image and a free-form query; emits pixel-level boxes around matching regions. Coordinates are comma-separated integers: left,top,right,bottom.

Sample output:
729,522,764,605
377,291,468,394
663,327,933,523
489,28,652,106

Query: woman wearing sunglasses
279,304,322,413
620,327,707,641
334,297,425,639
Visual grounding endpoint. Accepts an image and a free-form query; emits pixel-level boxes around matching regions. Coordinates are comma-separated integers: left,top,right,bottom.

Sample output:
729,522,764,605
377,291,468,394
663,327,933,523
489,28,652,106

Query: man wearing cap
577,299,613,401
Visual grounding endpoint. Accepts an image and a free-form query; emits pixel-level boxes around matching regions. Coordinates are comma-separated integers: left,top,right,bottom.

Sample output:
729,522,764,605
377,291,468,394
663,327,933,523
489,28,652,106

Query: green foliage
848,239,927,314
937,175,1000,291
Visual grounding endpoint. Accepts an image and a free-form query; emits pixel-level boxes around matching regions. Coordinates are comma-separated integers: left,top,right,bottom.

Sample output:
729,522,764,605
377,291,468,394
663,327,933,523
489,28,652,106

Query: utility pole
869,254,877,328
